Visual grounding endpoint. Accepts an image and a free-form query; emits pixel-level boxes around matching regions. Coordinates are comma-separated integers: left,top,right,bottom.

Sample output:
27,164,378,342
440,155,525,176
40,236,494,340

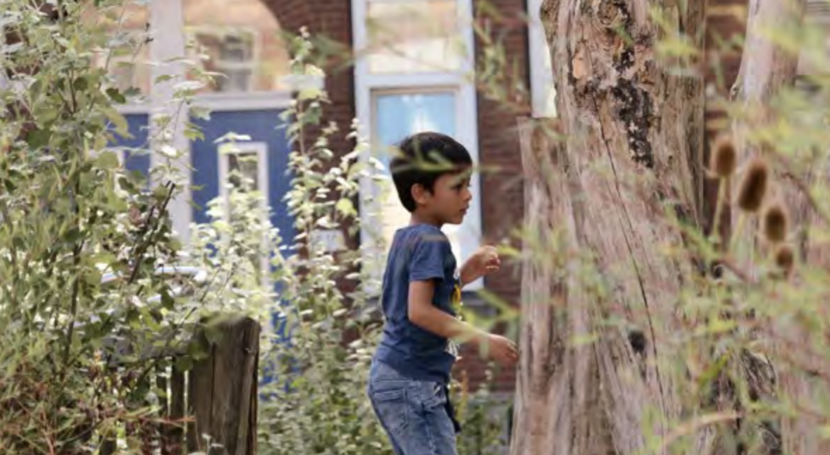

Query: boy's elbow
408,305,428,328
408,306,422,325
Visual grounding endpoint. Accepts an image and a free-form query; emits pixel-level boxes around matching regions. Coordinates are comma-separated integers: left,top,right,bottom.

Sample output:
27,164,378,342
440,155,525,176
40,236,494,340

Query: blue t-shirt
373,224,459,385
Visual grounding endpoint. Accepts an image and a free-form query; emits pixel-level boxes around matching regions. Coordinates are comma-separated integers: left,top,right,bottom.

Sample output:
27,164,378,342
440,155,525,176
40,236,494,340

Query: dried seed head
774,244,795,277
737,158,769,213
762,203,788,244
710,135,737,178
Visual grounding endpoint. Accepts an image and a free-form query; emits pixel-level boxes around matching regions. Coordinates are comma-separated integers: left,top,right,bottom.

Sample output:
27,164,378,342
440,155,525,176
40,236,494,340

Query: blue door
190,109,295,243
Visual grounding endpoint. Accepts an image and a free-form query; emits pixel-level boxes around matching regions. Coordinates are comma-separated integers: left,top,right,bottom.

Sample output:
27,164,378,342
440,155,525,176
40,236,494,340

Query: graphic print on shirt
445,275,463,359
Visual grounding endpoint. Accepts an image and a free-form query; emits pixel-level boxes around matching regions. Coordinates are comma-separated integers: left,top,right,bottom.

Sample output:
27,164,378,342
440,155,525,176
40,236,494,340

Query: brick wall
474,0,530,301
459,0,532,392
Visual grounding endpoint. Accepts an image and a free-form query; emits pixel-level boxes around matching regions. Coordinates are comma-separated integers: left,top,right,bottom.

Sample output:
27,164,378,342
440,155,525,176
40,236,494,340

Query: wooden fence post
187,317,260,455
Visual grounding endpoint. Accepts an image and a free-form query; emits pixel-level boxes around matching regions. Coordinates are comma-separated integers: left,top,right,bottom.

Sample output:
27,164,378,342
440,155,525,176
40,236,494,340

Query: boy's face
414,171,473,225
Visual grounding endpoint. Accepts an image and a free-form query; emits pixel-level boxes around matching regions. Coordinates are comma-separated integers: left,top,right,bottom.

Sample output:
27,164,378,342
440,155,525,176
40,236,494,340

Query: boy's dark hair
390,132,473,212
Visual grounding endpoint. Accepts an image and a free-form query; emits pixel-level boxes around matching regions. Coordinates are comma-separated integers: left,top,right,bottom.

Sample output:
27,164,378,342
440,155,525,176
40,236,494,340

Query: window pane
373,91,465,257
228,151,259,192
220,35,252,62
217,69,254,93
367,0,463,74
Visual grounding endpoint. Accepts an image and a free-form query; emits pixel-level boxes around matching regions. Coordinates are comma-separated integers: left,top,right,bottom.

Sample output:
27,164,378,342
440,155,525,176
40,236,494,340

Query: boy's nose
463,188,473,201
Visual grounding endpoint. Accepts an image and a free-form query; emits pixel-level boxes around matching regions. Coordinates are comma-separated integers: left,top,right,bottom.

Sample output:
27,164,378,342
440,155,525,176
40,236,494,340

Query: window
191,29,257,93
366,0,463,74
373,90,462,255
182,0,291,92
528,0,556,117
353,0,483,289
218,141,269,210
218,141,270,284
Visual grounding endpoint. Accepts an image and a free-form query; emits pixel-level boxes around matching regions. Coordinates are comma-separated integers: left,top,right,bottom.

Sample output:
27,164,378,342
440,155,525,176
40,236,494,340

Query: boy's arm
408,280,486,344
408,280,518,366
458,245,500,288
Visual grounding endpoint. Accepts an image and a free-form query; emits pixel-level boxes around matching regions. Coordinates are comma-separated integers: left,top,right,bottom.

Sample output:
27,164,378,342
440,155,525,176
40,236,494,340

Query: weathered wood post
187,317,261,455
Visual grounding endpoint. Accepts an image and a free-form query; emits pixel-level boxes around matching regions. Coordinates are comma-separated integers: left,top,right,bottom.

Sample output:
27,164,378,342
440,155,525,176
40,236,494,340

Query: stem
61,173,98,373
127,182,176,285
60,240,84,374
711,176,728,249
729,212,747,258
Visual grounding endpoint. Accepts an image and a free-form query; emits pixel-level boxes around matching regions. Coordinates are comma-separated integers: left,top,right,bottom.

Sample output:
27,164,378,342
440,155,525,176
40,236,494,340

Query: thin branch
127,182,176,285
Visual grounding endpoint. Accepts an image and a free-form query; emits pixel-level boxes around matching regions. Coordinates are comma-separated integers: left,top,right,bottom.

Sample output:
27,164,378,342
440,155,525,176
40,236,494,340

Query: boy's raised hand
485,334,519,368
459,245,501,286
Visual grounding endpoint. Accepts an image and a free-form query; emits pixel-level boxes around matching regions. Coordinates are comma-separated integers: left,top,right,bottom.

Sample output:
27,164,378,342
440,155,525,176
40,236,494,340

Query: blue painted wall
190,109,295,243
114,114,151,177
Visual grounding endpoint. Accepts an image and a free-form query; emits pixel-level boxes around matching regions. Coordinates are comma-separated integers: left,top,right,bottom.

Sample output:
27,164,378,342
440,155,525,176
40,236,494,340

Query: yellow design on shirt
452,283,462,310
447,281,464,359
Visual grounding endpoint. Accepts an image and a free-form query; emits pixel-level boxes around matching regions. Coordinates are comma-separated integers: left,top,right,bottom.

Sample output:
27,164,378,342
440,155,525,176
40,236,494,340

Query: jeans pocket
419,382,447,410
371,388,409,432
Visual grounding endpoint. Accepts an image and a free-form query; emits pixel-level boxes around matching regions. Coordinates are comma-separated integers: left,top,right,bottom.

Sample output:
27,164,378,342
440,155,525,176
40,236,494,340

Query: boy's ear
411,183,430,206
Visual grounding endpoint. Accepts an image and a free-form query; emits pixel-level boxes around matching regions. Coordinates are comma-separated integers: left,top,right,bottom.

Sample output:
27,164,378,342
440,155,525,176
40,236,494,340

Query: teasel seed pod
762,203,788,244
737,158,769,213
774,244,795,277
710,135,737,178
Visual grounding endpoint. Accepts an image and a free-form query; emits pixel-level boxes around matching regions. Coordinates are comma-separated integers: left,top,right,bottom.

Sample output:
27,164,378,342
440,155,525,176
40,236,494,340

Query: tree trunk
732,2,830,454
512,118,609,454
511,1,708,453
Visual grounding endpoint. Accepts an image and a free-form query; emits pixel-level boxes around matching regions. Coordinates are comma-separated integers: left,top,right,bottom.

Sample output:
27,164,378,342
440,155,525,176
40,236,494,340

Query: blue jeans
367,360,459,455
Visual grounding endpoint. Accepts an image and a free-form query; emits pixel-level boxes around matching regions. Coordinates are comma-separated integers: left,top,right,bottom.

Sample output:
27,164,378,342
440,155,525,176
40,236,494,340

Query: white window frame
352,0,484,290
528,0,556,118
217,141,270,216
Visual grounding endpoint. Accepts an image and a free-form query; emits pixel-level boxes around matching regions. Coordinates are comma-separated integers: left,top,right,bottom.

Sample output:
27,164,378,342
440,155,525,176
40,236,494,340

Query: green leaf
106,87,127,104
154,74,174,84
190,106,212,120
188,339,210,361
124,87,142,97
73,77,89,91
95,150,120,169
26,129,51,149
175,356,194,372
103,107,130,138
184,126,205,142
83,268,103,287
335,198,355,217
161,288,175,310
214,132,252,144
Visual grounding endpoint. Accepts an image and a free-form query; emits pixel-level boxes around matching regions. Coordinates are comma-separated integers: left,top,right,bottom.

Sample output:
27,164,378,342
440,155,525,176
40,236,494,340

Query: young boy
368,132,519,455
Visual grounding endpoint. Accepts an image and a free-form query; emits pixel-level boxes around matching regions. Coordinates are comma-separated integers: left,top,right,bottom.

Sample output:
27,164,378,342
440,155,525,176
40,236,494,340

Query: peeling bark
512,0,709,453
512,118,609,455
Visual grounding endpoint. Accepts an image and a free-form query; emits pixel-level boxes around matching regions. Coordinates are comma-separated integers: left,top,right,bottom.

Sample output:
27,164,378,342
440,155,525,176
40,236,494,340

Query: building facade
104,0,830,394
